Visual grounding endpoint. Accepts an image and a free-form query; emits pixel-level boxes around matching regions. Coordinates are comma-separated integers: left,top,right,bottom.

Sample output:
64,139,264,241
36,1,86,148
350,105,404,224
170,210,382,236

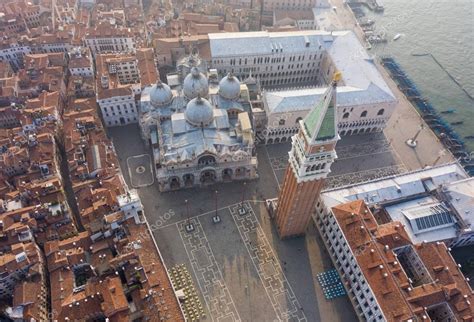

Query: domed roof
218,74,241,100
183,67,209,99
185,96,214,127
150,81,173,107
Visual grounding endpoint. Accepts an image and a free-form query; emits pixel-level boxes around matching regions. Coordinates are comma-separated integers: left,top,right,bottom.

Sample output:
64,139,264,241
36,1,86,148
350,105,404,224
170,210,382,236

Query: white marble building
139,67,258,191
207,31,397,142
84,26,135,55
261,83,395,143
97,87,138,127
262,0,318,12
207,30,397,142
208,30,330,87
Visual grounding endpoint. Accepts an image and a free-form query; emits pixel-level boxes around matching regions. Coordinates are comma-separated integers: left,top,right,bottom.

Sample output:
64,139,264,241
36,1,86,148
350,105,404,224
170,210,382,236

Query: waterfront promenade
330,0,455,171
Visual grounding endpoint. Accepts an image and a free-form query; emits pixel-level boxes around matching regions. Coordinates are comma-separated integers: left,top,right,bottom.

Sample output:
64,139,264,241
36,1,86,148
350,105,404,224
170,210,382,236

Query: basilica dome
150,81,173,107
185,96,214,127
218,74,241,100
183,67,209,99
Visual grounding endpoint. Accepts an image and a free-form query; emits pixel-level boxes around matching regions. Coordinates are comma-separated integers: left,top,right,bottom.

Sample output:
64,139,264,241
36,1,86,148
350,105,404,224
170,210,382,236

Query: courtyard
108,124,406,321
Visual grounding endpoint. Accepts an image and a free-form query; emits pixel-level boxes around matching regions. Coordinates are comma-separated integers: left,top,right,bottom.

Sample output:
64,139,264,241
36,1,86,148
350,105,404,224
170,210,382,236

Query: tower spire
302,72,340,143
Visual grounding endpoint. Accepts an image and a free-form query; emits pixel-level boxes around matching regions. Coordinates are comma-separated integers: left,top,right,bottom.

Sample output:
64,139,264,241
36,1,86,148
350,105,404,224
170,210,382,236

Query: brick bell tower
274,73,341,239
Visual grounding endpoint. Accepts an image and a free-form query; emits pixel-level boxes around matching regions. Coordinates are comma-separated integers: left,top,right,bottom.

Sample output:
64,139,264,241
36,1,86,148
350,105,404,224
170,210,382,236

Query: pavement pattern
230,202,306,322
178,219,241,322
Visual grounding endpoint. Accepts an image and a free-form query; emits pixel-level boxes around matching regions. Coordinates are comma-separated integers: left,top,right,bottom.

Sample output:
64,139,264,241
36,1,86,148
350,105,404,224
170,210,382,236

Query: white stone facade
262,87,395,143
0,44,31,70
209,32,327,87
110,59,140,85
263,0,318,12
98,93,138,127
70,65,94,77
34,42,73,54
84,36,135,55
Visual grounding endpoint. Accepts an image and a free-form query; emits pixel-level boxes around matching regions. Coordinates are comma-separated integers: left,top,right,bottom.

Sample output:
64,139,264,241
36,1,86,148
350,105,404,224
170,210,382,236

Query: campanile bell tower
274,73,341,239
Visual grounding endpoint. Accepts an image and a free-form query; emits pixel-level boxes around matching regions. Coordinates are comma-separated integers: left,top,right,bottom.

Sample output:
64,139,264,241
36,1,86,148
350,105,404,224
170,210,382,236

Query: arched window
343,112,350,119
360,111,368,118
295,117,302,124
279,119,285,126
198,155,216,165
377,108,385,116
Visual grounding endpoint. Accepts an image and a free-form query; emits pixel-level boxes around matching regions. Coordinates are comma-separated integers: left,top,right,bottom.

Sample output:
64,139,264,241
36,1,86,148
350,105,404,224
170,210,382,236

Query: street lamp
212,190,221,224
406,123,424,148
239,182,247,215
185,199,194,232
432,149,447,166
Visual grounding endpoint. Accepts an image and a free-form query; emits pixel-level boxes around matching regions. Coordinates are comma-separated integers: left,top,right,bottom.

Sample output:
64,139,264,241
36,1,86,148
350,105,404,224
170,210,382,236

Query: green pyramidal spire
303,77,338,142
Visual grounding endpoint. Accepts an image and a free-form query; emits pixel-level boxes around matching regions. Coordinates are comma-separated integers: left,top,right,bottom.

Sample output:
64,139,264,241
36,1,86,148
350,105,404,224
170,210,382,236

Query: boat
453,151,469,159
464,135,474,140
359,18,375,27
449,144,465,151
463,164,474,171
425,119,442,125
451,121,464,126
393,34,402,41
440,109,456,114
422,116,439,121
368,34,388,44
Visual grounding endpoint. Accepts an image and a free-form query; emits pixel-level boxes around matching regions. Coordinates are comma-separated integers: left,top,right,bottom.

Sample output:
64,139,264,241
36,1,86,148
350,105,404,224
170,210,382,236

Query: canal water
363,0,474,152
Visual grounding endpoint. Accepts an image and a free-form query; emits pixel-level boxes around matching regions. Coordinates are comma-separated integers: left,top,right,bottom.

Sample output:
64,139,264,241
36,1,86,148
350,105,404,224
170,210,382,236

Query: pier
349,0,384,12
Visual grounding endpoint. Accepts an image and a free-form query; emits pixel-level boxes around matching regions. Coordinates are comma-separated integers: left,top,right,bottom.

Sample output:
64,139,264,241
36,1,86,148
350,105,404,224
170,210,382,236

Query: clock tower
274,74,341,239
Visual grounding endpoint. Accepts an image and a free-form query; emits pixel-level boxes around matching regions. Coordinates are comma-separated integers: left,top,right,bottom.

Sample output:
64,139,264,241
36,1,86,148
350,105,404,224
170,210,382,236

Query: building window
279,119,285,126
377,108,385,116
343,112,349,119
360,111,368,118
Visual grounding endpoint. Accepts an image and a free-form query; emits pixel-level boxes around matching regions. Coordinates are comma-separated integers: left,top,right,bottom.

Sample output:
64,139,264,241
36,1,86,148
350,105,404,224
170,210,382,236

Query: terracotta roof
85,24,133,39
332,201,416,320
331,200,474,321
136,48,159,87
